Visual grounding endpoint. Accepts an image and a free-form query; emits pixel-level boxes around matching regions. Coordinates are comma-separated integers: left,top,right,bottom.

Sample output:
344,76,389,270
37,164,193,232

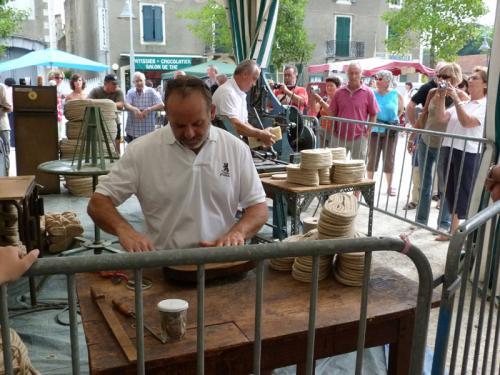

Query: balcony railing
326,40,365,59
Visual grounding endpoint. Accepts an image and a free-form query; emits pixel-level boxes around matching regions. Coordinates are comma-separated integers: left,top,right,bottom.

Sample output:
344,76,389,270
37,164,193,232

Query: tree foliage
177,0,233,54
177,0,314,69
0,0,29,55
383,0,487,67
271,0,314,69
458,25,493,55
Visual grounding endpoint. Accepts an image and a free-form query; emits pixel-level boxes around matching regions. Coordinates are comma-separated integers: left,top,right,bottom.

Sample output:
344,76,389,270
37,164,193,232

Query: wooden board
77,265,440,374
163,261,255,282
0,176,35,200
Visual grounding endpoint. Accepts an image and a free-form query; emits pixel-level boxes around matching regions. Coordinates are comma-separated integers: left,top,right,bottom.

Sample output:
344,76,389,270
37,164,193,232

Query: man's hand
132,107,144,119
116,226,154,252
199,231,245,248
258,128,276,147
0,246,39,285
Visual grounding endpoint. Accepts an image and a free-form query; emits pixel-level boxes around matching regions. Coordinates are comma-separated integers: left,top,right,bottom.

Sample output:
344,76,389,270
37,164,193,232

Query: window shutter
143,5,154,41
336,17,351,57
153,6,163,42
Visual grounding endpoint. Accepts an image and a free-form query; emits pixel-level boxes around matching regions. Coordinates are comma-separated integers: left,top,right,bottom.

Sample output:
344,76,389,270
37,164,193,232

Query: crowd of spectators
287,61,488,239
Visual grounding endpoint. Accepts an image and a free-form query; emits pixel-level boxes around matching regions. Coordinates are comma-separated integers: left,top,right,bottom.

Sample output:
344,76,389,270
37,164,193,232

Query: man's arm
88,193,154,252
282,86,308,108
0,246,39,285
229,117,275,147
199,202,269,247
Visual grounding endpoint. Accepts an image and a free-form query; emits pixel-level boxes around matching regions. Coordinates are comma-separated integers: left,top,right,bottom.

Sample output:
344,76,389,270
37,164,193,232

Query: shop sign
134,56,193,71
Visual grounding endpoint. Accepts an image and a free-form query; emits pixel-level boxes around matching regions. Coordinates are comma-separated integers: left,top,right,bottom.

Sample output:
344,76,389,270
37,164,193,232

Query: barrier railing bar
305,255,319,375
197,264,205,375
134,269,145,375
481,220,499,375
489,294,500,375
382,133,391,212
0,284,13,375
67,274,80,375
253,260,264,375
402,132,414,220
432,201,500,375
472,215,497,374
355,250,372,374
460,222,487,374
1,238,434,374
394,132,408,215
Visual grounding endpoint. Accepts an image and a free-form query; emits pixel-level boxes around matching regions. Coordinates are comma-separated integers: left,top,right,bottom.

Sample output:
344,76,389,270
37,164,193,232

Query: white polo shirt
212,78,248,123
442,98,486,153
95,125,266,250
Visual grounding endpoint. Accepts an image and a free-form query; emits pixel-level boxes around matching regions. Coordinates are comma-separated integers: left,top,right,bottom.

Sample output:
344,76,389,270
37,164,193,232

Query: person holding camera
407,63,469,237
273,65,308,114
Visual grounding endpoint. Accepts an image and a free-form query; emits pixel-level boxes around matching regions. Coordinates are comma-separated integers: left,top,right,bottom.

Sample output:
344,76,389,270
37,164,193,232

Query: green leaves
177,0,314,70
383,0,487,67
0,3,28,55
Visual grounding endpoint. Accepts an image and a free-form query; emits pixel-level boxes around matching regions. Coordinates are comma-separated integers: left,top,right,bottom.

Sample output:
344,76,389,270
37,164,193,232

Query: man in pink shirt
273,65,308,113
328,62,379,160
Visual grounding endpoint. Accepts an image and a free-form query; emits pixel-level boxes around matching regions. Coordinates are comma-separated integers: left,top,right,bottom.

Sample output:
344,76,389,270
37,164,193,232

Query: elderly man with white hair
124,71,164,142
327,61,379,160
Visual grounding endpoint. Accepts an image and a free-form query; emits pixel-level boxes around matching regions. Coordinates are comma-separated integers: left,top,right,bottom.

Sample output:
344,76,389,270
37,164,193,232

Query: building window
388,0,403,8
336,0,352,4
141,3,164,44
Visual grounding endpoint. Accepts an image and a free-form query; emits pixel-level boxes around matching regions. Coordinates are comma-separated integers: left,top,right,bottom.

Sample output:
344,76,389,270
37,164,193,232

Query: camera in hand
272,83,283,90
438,82,447,89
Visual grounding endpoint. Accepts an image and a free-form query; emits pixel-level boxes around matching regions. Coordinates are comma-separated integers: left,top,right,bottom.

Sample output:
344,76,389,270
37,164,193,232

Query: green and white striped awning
224,0,279,68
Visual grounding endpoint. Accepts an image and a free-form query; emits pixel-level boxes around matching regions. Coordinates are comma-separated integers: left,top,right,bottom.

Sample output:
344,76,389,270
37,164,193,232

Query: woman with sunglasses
407,63,468,235
366,70,404,196
437,66,488,238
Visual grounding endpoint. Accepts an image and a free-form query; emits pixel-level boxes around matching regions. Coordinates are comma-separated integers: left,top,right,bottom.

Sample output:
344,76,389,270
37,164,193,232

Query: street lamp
118,0,136,88
479,36,490,66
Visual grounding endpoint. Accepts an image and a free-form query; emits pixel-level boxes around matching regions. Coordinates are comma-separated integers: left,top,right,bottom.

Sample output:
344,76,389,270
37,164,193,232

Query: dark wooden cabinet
13,86,60,194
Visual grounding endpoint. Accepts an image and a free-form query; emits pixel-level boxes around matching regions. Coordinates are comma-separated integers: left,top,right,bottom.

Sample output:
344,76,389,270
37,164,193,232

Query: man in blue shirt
124,72,164,142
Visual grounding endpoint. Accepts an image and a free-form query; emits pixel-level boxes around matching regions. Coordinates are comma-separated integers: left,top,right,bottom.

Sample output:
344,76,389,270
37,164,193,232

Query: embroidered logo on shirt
220,162,230,177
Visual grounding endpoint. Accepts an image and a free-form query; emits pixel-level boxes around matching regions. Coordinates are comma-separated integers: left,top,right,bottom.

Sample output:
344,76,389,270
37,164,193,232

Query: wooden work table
260,176,375,239
0,176,43,305
77,265,439,374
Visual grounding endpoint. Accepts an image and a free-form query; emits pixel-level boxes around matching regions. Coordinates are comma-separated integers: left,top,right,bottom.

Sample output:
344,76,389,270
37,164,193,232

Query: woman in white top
437,66,488,236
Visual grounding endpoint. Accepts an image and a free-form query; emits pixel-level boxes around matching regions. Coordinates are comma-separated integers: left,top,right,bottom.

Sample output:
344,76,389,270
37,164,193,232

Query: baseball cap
104,74,118,83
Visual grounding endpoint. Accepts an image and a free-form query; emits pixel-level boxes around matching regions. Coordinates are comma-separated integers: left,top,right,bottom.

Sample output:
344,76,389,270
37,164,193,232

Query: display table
76,265,439,374
37,159,122,255
0,176,43,305
260,176,375,239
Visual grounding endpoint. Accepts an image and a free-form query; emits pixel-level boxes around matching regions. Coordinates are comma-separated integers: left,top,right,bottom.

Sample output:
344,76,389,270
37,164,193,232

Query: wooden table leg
388,313,414,375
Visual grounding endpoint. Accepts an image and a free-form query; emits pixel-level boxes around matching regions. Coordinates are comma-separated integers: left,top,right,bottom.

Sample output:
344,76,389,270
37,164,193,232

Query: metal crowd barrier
314,116,495,236
1,237,434,375
432,199,500,375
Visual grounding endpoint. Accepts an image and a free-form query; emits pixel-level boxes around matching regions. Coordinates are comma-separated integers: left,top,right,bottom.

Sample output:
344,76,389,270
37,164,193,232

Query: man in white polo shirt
212,59,275,147
88,76,269,252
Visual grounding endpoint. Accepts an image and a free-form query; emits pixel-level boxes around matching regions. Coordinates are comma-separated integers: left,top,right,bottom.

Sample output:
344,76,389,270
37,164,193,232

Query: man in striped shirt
124,72,164,142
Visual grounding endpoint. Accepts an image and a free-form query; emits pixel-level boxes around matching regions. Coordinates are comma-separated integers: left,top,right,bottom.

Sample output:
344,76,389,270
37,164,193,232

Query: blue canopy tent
0,48,108,73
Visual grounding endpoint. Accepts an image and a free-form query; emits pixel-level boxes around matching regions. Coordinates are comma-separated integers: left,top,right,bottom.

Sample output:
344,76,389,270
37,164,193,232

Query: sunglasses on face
437,74,451,80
